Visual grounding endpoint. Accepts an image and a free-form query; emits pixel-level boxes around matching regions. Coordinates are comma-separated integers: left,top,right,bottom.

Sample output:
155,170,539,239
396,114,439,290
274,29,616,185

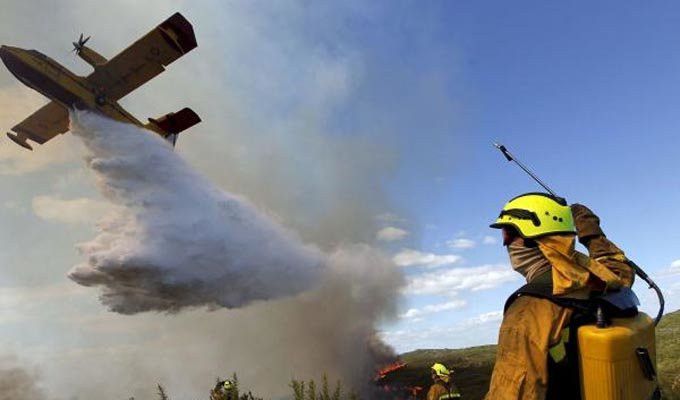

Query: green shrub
145,372,360,400
157,384,169,400
290,375,358,400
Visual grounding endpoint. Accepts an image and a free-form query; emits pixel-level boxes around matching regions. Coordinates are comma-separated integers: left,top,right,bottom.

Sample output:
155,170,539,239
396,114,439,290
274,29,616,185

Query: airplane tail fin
146,107,201,147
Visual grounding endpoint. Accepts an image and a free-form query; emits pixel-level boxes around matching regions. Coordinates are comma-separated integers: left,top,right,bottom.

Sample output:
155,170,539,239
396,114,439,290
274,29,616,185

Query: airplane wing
86,12,197,101
8,101,69,149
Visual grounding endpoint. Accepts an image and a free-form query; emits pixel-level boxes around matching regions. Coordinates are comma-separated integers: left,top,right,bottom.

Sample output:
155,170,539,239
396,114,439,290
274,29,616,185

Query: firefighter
210,379,237,400
427,363,461,400
484,193,634,400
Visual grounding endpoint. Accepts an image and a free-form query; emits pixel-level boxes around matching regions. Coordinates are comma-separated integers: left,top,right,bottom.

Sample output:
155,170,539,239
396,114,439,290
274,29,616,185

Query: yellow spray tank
577,261,663,400
578,313,657,400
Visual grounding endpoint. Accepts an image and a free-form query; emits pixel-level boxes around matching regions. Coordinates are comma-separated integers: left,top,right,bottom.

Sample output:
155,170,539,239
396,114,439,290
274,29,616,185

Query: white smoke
68,111,326,313
64,112,403,397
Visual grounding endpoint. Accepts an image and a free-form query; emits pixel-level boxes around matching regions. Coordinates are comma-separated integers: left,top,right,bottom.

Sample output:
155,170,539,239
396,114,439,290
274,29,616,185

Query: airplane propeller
72,33,91,54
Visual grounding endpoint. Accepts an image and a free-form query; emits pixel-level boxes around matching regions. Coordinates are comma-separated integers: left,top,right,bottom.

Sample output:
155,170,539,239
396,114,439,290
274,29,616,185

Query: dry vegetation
131,310,680,399
137,374,360,400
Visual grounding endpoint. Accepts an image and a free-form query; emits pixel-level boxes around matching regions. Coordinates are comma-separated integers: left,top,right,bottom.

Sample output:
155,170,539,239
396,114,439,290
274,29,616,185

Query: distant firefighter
210,379,237,400
427,363,461,400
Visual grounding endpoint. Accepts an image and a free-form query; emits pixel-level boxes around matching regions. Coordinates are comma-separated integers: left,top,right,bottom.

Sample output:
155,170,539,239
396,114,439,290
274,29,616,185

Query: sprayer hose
627,260,665,326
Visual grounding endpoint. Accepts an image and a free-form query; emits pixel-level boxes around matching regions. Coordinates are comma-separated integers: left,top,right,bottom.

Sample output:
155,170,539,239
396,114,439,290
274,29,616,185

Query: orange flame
375,361,407,381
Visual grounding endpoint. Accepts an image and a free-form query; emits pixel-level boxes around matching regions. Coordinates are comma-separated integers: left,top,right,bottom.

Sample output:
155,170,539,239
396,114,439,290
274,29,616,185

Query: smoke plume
0,357,47,400
66,112,403,397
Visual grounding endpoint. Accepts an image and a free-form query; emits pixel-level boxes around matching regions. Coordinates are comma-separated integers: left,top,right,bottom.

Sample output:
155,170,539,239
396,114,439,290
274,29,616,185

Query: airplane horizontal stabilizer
146,107,201,139
6,131,33,150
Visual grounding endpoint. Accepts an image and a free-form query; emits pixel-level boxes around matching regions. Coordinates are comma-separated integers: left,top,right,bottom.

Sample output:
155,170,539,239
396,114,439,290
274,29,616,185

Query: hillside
393,346,496,399
387,309,680,399
657,309,680,399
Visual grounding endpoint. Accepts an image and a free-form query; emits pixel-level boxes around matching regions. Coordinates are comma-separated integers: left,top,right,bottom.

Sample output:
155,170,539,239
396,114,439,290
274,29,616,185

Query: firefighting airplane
0,12,200,150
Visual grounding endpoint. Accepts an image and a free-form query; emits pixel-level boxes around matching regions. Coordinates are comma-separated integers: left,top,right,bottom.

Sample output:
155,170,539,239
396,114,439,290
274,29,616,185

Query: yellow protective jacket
428,381,461,400
210,388,237,400
485,234,633,400
537,235,634,295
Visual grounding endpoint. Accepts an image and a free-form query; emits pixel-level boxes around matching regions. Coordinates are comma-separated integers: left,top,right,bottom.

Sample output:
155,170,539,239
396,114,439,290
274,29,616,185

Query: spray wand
493,142,665,325
493,143,560,199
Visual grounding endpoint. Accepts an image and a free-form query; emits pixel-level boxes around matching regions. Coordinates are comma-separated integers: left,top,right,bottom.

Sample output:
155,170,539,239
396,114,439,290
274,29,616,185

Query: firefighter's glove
570,203,605,246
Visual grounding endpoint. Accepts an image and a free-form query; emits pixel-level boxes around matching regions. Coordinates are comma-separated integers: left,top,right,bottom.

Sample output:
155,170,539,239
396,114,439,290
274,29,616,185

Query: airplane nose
0,47,9,64
0,45,14,60
0,46,25,77
0,45,21,56
1,45,19,52
0,45,23,62
0,45,13,64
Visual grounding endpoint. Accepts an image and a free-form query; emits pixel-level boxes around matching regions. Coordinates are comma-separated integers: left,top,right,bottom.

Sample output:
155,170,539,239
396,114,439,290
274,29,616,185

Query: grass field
657,310,680,399
151,310,679,399
384,309,680,399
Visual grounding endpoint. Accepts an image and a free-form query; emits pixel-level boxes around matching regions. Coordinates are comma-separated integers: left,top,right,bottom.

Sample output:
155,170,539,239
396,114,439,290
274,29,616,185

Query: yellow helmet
431,363,451,381
218,379,234,392
490,193,575,238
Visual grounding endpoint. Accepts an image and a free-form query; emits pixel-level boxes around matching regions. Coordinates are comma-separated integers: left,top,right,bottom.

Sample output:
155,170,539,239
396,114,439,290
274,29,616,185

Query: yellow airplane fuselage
0,45,163,134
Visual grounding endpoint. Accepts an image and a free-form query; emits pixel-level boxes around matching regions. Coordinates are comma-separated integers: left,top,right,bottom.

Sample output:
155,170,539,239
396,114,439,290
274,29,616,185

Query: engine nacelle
77,46,107,68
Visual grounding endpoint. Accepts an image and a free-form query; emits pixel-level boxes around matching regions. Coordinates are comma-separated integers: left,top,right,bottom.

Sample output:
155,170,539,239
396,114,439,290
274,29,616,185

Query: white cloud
659,259,680,277
375,213,405,224
400,299,467,319
670,260,680,271
447,238,476,249
467,310,503,324
482,235,498,245
381,310,504,351
404,264,518,295
376,226,409,242
393,249,462,268
32,195,109,225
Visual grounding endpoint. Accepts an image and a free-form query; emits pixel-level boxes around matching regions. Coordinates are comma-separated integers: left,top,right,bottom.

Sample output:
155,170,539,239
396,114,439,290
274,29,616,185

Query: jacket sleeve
571,204,634,287
585,236,635,288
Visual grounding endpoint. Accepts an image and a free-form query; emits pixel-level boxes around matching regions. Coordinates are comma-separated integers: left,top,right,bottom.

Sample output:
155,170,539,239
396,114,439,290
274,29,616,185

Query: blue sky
366,1,680,350
1,1,680,397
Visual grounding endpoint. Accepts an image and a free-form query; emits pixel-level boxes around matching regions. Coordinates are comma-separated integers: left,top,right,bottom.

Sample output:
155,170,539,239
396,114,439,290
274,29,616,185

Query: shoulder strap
504,276,593,314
